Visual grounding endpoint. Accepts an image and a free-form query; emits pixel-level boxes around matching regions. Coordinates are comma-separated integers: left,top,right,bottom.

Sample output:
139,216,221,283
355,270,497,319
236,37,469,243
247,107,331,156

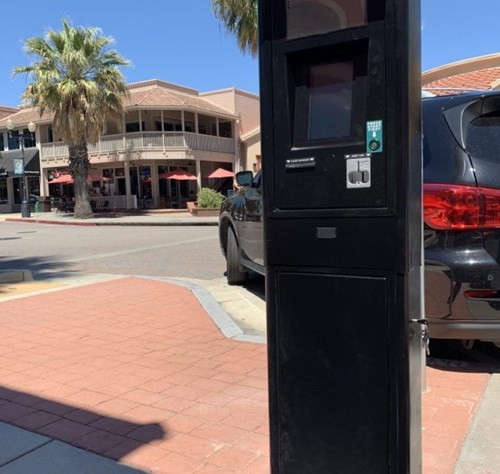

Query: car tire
227,228,247,285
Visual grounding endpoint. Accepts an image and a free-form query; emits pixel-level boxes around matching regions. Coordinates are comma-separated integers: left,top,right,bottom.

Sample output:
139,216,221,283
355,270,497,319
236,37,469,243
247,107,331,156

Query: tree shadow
0,256,79,291
0,385,166,464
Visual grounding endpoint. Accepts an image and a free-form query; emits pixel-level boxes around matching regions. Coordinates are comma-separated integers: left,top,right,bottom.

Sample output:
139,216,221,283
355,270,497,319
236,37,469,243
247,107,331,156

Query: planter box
187,201,220,217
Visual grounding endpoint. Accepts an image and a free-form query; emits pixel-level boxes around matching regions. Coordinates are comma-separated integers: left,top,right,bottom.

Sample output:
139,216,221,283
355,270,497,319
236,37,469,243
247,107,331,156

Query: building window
23,129,36,148
7,129,36,149
8,130,20,149
0,133,4,151
0,178,7,204
198,115,217,136
160,122,183,132
219,121,233,138
126,122,144,133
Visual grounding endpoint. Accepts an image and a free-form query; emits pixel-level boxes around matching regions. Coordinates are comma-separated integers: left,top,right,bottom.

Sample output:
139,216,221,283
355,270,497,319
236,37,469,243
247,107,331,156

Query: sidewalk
1,211,218,226
0,272,497,472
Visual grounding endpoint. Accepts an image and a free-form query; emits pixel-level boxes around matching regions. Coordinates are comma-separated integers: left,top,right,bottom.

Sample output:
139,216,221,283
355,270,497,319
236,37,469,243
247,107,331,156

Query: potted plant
187,187,225,216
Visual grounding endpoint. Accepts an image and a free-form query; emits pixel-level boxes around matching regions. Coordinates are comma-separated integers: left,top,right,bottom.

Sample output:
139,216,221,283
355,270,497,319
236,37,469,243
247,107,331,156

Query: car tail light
424,183,500,230
464,289,500,300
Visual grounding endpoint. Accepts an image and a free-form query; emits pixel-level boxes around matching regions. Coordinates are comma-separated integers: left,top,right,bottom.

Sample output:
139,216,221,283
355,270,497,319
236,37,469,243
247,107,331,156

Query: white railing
220,137,235,153
198,134,220,152
162,132,186,148
184,131,198,149
99,135,124,153
91,195,136,210
40,131,235,161
40,142,69,158
125,132,144,150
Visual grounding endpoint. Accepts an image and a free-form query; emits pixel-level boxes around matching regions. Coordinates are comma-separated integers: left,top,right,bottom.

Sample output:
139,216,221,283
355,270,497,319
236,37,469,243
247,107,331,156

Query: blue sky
1,0,499,107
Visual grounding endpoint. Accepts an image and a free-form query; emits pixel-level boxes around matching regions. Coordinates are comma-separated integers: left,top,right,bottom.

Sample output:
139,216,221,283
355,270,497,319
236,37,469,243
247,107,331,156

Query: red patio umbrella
49,174,73,184
49,174,110,185
88,174,110,183
206,167,235,179
159,168,197,180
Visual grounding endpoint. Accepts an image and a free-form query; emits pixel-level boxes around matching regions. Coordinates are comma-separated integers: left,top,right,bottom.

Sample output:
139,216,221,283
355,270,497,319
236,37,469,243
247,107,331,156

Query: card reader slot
285,157,316,170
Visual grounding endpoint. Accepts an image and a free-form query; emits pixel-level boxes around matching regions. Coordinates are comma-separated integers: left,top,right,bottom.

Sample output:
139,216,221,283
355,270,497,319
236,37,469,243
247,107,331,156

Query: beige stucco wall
234,92,260,136
201,89,236,114
240,132,261,172
202,88,260,137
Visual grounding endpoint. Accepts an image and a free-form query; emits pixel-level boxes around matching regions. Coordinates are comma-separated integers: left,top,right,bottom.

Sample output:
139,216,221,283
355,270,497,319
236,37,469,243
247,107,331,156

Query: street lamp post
6,119,36,218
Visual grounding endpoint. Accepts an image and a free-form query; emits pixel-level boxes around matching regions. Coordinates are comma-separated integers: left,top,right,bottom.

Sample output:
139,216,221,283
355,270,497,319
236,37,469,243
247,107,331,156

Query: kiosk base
270,272,390,473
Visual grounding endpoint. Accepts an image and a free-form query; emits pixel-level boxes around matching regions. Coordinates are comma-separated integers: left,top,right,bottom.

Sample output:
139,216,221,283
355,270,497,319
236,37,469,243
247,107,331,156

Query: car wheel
227,228,247,285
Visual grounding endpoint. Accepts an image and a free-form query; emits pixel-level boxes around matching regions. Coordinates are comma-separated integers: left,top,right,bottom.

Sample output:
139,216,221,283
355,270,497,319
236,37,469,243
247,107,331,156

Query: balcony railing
40,131,235,161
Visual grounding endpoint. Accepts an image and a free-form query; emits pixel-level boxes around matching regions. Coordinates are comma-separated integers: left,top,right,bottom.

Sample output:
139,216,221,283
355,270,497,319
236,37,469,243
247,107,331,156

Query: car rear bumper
425,241,500,324
428,318,500,342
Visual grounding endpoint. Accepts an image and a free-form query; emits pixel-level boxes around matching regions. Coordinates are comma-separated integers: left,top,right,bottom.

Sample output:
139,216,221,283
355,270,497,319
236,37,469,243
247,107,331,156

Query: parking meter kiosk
259,0,423,472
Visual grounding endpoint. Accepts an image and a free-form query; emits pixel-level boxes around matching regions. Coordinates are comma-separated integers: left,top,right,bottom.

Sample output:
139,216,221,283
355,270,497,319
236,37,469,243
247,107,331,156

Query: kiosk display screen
308,61,353,140
287,0,367,40
292,53,367,147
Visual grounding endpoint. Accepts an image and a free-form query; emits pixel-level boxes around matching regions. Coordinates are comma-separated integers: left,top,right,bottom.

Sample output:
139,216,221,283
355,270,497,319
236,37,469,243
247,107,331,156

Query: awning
0,149,40,177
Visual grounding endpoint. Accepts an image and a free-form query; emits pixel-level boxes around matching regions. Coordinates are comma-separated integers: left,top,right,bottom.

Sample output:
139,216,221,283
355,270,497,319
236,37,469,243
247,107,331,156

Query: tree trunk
68,142,93,219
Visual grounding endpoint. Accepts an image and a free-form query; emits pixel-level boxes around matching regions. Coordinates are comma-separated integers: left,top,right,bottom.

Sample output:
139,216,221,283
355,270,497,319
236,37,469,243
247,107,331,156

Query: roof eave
422,53,500,84
125,104,237,120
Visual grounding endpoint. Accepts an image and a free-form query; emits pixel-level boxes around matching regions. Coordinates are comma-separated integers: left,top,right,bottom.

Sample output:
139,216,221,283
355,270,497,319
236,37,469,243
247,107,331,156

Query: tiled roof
0,106,18,120
422,53,500,96
0,107,52,128
423,67,500,95
0,80,237,127
125,84,235,117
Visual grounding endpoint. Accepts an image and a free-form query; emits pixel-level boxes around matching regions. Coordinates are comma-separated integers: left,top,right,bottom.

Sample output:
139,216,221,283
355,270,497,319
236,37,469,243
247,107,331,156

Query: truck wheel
227,228,247,285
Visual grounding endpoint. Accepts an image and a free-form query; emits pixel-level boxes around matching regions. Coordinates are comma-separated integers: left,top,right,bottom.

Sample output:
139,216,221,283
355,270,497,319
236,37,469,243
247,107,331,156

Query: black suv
219,91,500,344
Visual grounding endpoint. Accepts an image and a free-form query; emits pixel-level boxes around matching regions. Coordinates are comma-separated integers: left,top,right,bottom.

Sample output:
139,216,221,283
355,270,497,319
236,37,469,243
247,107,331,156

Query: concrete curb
4,218,217,227
5,218,96,226
0,270,33,283
142,276,267,344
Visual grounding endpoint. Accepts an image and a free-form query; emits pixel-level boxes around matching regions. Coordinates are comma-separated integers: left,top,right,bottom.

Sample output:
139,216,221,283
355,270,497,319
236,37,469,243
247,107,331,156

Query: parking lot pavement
0,275,494,473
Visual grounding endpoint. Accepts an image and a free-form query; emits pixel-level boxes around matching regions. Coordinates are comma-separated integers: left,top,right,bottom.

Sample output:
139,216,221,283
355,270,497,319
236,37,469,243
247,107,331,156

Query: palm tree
14,18,130,218
212,0,258,57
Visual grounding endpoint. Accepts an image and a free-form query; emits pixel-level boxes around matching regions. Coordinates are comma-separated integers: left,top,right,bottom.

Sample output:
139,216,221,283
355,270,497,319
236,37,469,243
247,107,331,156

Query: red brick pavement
0,277,490,473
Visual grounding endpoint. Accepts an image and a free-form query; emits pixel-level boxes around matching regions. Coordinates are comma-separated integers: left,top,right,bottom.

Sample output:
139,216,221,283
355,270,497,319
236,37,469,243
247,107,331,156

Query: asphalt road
2,220,497,357
0,222,227,282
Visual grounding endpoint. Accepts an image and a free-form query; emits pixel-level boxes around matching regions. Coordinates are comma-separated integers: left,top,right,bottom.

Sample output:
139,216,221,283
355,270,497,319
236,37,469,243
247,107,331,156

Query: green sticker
366,120,383,153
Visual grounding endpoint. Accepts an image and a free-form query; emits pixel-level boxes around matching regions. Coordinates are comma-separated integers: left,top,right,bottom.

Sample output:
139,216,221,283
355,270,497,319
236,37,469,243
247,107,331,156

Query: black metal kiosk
259,1,423,472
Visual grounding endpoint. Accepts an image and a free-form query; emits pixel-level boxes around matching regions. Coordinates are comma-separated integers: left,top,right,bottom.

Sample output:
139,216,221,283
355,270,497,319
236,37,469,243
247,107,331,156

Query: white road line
56,236,217,263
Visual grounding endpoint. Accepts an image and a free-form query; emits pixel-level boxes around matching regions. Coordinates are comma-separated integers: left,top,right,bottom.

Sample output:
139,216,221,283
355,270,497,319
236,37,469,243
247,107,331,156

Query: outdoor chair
169,197,180,209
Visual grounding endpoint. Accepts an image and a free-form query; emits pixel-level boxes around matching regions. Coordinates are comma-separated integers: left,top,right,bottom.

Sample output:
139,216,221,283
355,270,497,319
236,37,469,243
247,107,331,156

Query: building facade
0,79,260,212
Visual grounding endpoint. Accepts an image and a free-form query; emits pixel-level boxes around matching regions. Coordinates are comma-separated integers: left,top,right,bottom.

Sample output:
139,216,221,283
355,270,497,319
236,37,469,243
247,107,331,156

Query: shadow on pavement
0,385,166,461
0,256,77,288
427,339,500,374
241,273,266,301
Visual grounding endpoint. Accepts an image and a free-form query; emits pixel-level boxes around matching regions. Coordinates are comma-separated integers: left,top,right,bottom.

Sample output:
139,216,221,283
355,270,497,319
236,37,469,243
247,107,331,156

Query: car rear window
466,113,500,163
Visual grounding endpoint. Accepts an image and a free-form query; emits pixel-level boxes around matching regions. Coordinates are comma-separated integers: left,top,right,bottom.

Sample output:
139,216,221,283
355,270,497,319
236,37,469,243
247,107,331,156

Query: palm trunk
68,142,93,219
